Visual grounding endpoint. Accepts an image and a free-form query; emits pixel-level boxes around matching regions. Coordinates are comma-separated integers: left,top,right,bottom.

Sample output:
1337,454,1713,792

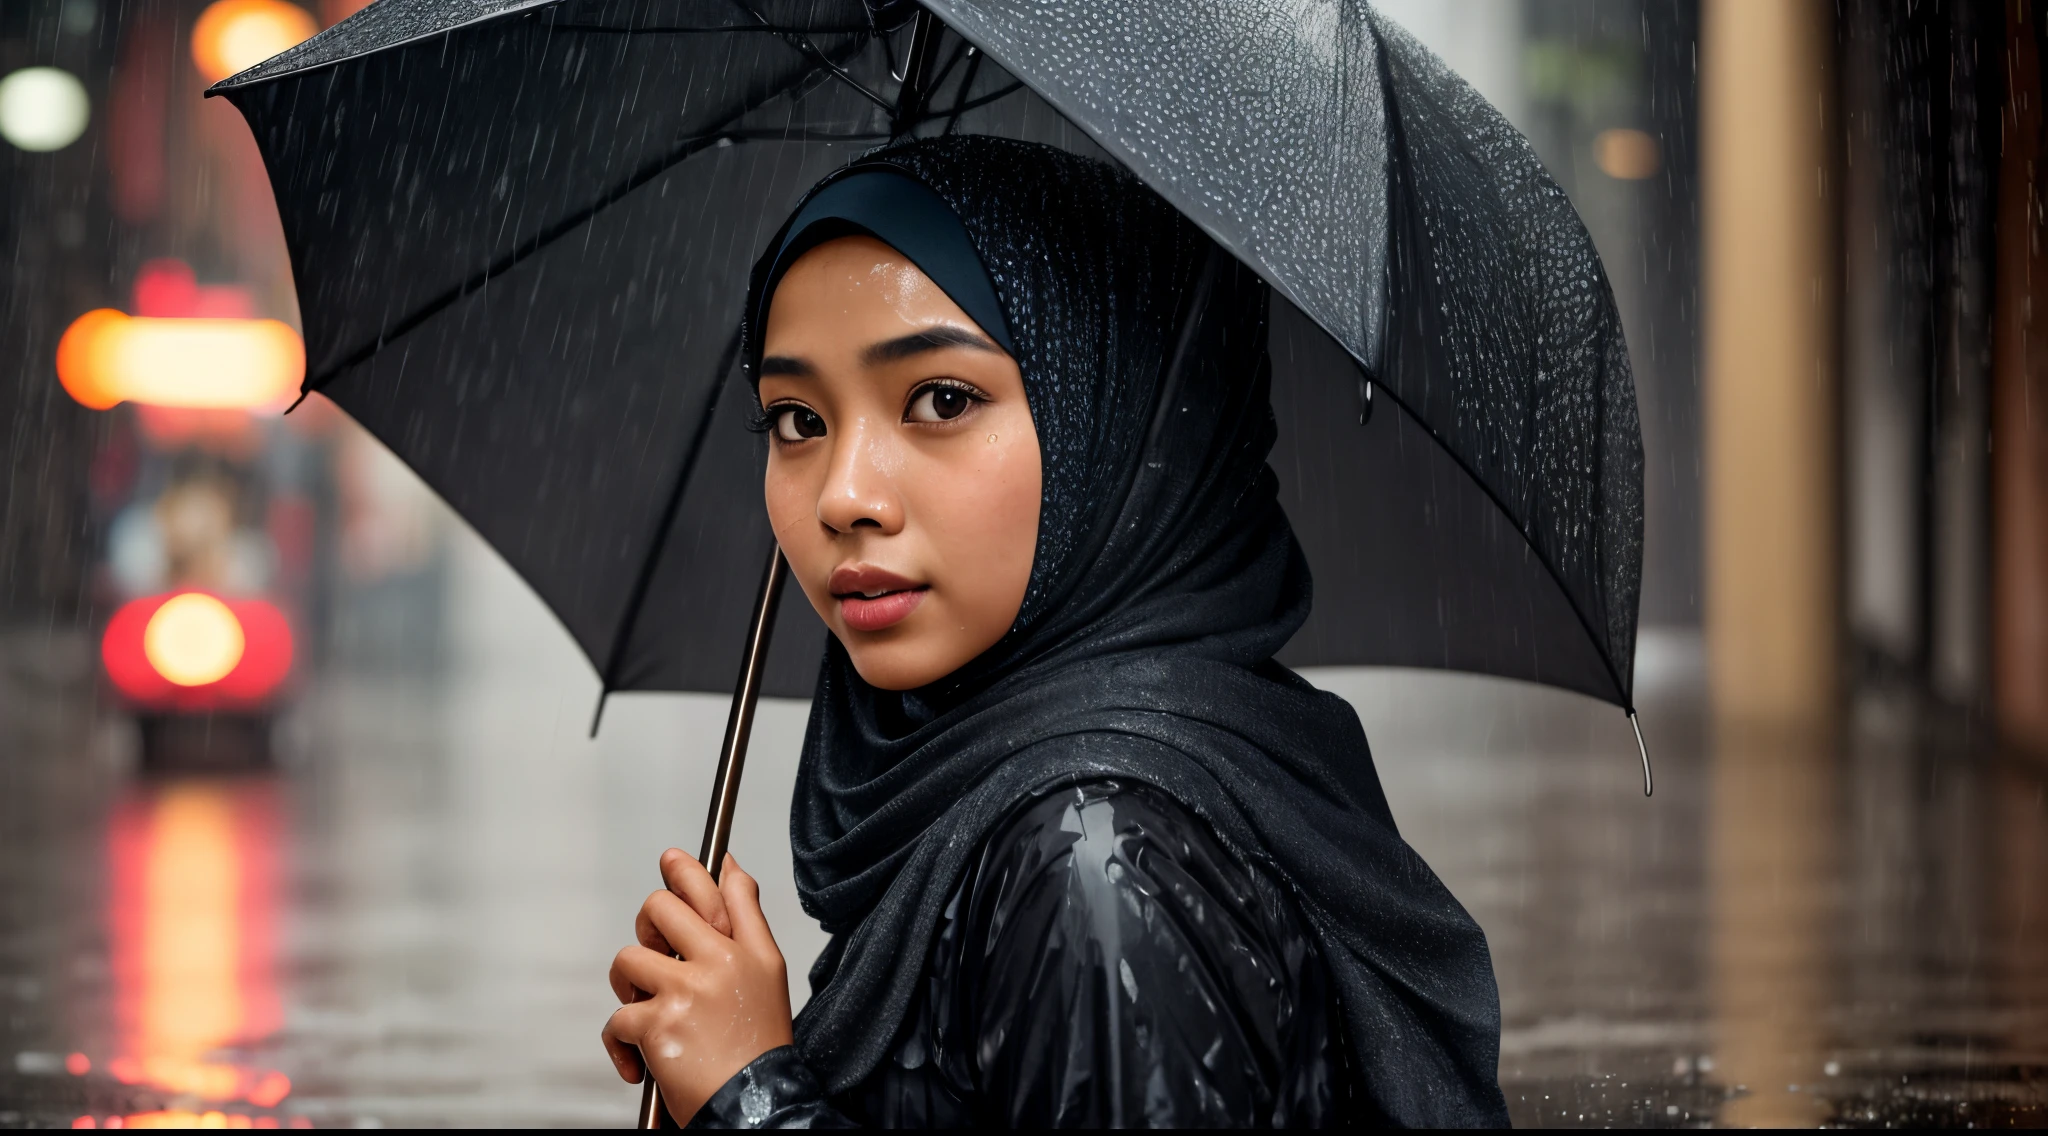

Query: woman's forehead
765,237,992,350
775,236,932,298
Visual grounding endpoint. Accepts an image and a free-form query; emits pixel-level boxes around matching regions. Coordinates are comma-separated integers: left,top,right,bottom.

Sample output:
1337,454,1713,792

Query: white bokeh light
0,67,91,153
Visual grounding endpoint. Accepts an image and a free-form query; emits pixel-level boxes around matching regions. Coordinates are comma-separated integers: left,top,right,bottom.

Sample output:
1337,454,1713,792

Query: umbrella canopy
211,0,1643,714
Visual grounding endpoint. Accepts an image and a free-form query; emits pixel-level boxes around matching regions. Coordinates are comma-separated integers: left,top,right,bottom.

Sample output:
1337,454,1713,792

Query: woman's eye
907,384,976,423
774,406,827,441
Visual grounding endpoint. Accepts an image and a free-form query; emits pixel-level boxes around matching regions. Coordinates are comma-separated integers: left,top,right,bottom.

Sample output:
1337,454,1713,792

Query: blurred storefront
3,0,449,761
2,0,439,1125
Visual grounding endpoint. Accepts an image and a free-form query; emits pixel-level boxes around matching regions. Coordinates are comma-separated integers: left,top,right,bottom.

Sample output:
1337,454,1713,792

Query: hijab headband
750,168,1015,363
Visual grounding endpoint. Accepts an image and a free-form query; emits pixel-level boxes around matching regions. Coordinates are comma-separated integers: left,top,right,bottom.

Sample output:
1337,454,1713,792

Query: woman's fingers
611,943,682,1007
719,855,783,957
640,888,732,963
609,934,659,1005
635,889,679,957
600,863,796,1118
600,1002,650,1084
660,848,732,937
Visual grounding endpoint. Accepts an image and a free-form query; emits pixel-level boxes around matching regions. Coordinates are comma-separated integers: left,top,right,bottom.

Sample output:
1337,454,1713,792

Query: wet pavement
4,540,2047,1127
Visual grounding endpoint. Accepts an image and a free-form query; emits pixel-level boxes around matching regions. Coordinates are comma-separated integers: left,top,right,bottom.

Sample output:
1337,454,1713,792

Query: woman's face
759,235,1041,691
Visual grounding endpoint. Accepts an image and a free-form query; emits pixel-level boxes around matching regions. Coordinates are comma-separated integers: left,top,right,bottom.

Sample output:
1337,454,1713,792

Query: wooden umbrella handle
637,546,788,1129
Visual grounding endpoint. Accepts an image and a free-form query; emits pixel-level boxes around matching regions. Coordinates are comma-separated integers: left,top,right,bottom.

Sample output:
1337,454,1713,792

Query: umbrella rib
916,79,1023,119
1374,379,1632,712
294,59,858,402
546,23,875,35
1371,35,1633,712
920,39,973,131
714,128,892,143
919,33,970,98
591,328,745,730
733,1,892,112
939,46,984,134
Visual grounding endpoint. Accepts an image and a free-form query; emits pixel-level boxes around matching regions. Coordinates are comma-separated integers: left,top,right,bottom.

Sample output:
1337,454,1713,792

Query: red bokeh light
133,259,257,319
246,1071,291,1109
102,592,293,709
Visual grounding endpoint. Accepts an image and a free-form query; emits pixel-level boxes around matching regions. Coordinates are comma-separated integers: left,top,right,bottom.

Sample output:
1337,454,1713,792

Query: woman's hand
602,850,794,1124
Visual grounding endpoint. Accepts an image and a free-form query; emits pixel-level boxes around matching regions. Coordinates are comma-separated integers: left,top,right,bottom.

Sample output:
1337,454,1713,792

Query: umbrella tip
283,388,309,415
589,690,609,739
1629,710,1652,797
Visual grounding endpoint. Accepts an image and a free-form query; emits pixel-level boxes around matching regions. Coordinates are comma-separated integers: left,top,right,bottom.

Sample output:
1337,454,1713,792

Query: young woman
600,137,1508,1128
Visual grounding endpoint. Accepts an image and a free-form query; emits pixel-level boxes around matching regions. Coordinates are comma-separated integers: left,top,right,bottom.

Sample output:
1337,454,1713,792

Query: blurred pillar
1701,0,1840,728
1994,1,2048,755
1841,1,2000,707
1927,2,1998,710
1702,0,1840,1125
1839,1,1926,676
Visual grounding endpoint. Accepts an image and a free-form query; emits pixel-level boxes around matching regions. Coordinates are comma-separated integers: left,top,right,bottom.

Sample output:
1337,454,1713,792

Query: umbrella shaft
700,547,791,872
638,546,789,1129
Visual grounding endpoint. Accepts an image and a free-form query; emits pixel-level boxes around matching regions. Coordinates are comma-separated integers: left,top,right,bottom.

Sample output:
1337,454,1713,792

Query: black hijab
747,136,1509,1128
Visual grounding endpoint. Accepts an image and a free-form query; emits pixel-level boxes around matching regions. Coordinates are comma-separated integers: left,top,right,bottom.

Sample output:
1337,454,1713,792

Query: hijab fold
757,137,1509,1127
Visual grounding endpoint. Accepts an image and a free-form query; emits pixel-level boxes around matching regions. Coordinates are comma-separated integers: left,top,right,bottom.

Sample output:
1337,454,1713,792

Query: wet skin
601,851,791,1122
756,234,1041,691
602,237,1042,1122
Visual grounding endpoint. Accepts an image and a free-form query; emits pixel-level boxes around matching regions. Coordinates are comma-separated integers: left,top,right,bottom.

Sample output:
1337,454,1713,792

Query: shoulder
940,778,1340,1125
980,777,1275,923
965,776,1324,1022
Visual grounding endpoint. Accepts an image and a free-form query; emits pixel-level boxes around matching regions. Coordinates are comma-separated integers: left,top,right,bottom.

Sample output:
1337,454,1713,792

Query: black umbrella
212,3,1644,1115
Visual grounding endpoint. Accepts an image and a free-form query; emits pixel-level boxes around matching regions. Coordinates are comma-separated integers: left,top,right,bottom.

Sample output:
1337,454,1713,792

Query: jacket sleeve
684,1046,857,1130
955,779,1342,1128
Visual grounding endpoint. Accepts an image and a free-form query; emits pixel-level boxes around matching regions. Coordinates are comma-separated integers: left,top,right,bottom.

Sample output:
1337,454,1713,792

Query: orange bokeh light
105,782,294,1124
191,0,319,85
1594,127,1661,180
86,1113,307,1128
57,309,304,411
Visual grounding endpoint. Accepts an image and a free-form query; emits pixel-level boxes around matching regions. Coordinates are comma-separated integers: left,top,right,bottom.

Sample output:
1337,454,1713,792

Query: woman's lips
829,564,928,633
837,587,927,632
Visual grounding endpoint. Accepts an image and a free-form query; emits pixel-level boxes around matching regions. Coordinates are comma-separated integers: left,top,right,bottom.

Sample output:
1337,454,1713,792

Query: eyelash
750,380,991,441
752,399,819,444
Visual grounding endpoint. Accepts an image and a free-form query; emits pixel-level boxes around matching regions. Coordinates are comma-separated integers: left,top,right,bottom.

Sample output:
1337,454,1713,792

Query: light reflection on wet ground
5,550,2047,1127
1341,664,2048,1128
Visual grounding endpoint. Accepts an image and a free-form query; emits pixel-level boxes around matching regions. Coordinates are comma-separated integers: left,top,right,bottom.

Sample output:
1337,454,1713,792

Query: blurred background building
3,0,2047,1127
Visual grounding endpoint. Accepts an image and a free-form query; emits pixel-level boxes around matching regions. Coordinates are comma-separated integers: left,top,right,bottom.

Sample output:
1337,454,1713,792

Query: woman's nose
816,416,905,535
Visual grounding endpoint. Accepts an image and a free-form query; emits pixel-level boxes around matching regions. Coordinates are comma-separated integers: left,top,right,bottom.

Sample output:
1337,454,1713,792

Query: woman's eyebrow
862,326,1003,365
759,355,815,377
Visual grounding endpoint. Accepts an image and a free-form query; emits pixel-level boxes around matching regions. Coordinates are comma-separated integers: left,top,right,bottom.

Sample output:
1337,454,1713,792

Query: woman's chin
839,618,987,692
842,645,956,692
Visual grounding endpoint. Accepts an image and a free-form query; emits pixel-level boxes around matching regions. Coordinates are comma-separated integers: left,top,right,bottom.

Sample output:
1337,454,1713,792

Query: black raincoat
692,137,1507,1129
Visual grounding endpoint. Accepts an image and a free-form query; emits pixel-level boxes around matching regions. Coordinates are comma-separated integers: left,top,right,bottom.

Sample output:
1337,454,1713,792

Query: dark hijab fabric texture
747,136,1509,1127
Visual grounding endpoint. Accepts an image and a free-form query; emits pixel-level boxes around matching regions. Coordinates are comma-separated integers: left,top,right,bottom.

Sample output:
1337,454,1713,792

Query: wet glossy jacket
689,779,1349,1128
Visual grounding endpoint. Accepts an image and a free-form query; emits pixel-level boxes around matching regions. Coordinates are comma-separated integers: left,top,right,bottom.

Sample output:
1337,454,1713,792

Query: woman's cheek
922,428,1040,634
764,455,836,624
